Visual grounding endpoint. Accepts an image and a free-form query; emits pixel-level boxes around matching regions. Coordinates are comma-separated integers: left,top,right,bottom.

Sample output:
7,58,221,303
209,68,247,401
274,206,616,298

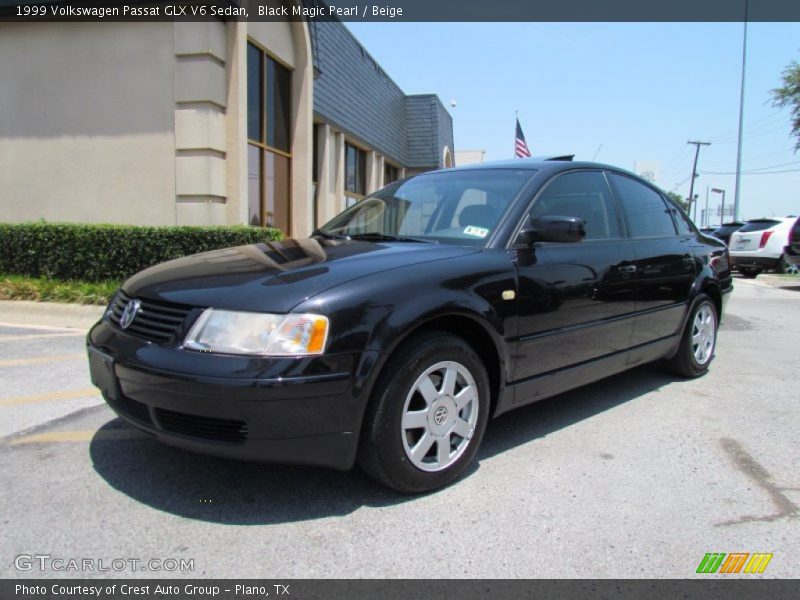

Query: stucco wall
0,22,177,225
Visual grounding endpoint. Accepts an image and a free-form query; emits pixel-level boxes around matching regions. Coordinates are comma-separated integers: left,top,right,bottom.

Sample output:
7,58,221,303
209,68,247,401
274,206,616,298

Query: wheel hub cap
692,305,716,365
401,360,479,472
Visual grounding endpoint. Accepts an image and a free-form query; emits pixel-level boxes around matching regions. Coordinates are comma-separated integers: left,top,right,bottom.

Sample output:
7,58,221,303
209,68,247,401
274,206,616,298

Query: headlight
183,309,329,356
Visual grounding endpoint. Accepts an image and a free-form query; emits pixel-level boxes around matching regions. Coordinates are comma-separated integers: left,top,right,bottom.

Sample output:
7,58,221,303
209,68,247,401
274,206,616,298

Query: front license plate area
87,346,121,402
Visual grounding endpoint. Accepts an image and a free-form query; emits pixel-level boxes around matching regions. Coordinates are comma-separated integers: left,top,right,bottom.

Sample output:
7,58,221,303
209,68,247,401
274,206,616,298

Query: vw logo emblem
119,299,141,330
433,405,448,426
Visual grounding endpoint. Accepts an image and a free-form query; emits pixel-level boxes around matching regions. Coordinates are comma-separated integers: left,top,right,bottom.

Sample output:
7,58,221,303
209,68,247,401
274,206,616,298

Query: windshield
317,169,534,246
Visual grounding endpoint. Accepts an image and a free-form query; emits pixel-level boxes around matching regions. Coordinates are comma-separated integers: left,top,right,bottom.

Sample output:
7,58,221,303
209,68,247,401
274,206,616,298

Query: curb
0,300,104,331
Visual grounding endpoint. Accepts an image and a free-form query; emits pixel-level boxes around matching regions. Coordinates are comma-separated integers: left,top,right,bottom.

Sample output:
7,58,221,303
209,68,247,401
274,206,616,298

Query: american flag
515,118,531,158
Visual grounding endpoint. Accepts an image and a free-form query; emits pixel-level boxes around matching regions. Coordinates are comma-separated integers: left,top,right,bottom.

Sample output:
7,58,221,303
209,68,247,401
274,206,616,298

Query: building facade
0,2,454,237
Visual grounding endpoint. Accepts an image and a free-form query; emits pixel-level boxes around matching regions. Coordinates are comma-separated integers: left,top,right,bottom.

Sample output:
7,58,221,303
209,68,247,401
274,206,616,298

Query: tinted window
266,56,291,152
739,219,780,232
345,143,367,196
246,44,262,142
609,173,677,238
671,204,695,236
529,171,620,240
320,169,533,246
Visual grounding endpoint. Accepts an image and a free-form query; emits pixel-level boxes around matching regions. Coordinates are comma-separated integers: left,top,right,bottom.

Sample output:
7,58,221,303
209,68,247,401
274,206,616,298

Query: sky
346,22,800,224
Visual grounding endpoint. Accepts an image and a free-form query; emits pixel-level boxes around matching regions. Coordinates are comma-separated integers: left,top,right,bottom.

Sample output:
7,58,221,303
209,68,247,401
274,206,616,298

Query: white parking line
0,388,99,407
0,332,85,342
0,321,83,332
0,353,85,368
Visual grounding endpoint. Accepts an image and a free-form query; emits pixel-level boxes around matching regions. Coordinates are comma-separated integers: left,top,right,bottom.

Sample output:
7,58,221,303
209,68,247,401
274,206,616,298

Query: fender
664,266,724,360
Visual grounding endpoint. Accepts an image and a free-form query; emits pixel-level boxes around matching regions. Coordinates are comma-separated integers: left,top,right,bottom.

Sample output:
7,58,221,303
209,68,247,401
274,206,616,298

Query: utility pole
733,0,749,222
687,141,711,218
704,186,709,227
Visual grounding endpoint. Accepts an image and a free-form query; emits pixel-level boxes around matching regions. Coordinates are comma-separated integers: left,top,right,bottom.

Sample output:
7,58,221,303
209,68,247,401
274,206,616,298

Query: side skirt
494,335,679,416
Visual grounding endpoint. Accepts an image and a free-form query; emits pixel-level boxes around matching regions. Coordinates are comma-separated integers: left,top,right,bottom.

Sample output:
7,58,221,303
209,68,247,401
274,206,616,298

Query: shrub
0,222,284,282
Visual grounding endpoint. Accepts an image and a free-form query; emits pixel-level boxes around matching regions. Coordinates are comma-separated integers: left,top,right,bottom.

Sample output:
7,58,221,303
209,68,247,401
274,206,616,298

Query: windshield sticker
463,226,489,238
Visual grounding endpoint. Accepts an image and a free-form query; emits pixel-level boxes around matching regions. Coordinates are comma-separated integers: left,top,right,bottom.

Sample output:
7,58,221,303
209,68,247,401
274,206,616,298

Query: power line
700,168,800,175
710,112,788,143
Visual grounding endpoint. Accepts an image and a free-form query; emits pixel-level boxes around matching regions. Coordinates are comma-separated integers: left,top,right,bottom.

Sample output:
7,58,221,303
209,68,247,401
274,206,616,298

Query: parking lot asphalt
1,277,798,579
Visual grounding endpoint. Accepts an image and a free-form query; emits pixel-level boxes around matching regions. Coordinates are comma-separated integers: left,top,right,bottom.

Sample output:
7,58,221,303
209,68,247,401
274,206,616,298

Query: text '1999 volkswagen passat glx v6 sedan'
87,158,732,493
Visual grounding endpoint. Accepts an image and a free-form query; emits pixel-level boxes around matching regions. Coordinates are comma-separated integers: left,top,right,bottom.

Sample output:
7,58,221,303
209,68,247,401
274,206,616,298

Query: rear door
607,172,695,348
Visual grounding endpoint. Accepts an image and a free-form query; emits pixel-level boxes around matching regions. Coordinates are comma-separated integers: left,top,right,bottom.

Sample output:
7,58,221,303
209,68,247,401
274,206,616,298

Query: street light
711,188,726,227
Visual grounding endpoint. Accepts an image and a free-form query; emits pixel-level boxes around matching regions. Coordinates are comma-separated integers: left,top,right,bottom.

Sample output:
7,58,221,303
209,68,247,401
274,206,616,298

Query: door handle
618,265,637,274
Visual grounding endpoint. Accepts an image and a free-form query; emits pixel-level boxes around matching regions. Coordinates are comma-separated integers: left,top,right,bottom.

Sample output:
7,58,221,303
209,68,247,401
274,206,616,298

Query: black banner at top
0,0,799,22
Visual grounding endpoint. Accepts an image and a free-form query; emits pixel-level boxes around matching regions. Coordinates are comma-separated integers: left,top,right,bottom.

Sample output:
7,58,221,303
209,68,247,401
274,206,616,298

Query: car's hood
124,238,478,312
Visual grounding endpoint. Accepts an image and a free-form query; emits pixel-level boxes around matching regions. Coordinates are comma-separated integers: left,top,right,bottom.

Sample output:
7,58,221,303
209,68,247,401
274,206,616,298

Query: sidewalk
0,300,104,331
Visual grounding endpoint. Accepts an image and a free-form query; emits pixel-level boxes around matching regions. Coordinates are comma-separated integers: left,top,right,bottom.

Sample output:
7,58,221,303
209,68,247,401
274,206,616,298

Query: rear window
739,219,780,233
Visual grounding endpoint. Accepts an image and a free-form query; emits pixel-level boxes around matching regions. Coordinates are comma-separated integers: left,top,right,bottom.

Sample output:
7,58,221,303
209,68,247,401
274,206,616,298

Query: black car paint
87,160,733,470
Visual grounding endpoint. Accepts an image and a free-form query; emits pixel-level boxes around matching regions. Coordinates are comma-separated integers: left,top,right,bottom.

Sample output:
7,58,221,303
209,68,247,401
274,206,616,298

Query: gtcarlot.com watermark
14,553,194,573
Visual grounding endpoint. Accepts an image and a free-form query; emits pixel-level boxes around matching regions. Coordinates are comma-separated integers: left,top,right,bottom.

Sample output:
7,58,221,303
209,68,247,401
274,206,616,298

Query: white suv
729,216,800,278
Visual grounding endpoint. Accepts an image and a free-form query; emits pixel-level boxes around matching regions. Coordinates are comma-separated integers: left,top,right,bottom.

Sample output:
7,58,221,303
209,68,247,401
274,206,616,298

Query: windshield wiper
348,232,433,243
312,229,350,240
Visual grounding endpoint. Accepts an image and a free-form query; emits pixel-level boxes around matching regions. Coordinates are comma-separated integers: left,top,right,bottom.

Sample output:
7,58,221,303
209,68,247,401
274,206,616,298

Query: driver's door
512,170,638,382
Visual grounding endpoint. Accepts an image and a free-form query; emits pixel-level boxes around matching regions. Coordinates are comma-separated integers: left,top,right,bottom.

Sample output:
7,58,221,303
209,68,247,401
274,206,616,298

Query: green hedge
0,222,284,282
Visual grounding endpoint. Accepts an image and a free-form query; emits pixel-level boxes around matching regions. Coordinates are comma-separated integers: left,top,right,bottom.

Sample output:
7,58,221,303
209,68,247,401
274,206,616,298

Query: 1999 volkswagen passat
87,158,732,493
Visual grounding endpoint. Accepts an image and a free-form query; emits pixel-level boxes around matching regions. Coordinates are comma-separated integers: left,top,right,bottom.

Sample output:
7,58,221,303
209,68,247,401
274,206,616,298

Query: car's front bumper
87,320,373,470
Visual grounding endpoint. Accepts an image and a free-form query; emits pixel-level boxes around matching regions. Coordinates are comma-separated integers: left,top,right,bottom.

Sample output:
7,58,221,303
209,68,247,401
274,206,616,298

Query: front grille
108,290,193,343
154,408,248,444
107,393,153,427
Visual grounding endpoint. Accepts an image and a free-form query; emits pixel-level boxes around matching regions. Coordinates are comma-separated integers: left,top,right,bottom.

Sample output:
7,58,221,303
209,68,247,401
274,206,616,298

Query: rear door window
738,219,780,233
608,173,677,238
669,203,695,236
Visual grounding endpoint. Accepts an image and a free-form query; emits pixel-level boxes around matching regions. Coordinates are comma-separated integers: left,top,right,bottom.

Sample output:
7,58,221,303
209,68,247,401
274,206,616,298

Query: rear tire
665,295,718,378
357,332,490,494
740,267,759,279
775,254,789,274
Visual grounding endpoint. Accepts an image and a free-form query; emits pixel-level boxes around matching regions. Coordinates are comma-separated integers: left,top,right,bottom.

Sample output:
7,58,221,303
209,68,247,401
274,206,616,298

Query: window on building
608,173,677,238
529,171,621,241
384,162,400,186
345,143,367,199
312,124,321,185
247,41,291,232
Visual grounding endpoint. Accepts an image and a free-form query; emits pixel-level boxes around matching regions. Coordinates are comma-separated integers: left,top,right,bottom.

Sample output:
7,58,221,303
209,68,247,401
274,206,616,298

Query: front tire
357,332,490,493
665,295,718,378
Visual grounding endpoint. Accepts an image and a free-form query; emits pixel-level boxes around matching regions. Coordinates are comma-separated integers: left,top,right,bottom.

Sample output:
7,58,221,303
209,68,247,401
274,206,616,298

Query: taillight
759,231,773,248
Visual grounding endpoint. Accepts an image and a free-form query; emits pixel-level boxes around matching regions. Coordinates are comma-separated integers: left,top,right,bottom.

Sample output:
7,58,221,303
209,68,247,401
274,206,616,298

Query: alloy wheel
692,304,716,365
401,361,479,472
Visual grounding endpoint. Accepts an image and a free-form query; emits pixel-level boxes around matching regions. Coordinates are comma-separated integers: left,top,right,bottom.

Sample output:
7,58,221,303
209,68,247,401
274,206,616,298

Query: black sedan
712,222,745,246
87,158,733,493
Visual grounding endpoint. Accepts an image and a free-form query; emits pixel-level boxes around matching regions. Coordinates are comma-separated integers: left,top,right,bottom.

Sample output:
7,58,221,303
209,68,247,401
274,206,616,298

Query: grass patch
0,274,118,305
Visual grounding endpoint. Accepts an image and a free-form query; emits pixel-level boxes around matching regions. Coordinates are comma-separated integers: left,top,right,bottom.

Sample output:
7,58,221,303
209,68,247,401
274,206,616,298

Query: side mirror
517,215,586,244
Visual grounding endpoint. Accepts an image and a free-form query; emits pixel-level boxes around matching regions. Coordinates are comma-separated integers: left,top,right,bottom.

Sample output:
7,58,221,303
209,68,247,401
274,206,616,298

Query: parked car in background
729,216,800,277
711,222,744,246
700,227,717,237
87,158,733,493
785,218,800,269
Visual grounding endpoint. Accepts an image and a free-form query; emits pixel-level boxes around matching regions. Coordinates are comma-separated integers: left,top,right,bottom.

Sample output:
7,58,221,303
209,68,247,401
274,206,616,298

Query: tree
666,191,690,213
771,59,800,151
